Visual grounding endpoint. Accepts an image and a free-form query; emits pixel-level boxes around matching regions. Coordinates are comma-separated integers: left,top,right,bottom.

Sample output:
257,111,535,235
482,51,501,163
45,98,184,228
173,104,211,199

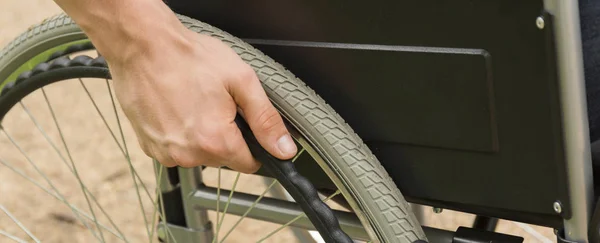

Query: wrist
75,0,189,64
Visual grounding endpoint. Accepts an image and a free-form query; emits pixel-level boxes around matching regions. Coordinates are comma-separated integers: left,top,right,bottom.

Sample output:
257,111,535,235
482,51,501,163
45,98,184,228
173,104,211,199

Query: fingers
218,122,262,173
142,125,260,174
229,68,298,160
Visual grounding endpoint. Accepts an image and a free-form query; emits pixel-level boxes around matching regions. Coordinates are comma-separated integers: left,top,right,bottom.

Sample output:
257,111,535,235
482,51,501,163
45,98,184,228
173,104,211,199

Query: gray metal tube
190,186,456,242
551,0,594,241
190,186,369,241
177,167,213,242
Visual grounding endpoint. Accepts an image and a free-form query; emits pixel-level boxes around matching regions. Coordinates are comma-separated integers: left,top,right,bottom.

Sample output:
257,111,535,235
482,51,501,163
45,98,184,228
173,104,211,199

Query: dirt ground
0,1,556,242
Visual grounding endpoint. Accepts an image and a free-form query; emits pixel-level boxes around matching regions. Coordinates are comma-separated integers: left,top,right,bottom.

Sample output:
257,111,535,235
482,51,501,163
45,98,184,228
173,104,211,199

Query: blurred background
0,1,557,242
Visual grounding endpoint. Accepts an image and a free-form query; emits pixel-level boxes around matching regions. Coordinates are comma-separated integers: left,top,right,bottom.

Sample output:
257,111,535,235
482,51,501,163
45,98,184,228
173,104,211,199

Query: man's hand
53,0,297,173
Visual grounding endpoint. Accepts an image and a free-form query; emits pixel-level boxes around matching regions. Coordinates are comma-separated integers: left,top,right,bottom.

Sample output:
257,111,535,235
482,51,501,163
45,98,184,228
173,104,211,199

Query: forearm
52,0,186,62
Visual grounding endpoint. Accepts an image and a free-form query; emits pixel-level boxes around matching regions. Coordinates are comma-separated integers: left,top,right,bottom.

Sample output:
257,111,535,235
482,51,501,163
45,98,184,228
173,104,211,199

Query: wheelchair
0,0,597,242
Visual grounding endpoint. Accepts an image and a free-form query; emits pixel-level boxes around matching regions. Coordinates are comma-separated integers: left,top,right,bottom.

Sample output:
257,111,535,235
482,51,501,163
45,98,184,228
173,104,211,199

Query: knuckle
166,146,197,168
198,138,234,159
255,106,284,133
219,144,237,159
196,139,220,155
236,65,258,84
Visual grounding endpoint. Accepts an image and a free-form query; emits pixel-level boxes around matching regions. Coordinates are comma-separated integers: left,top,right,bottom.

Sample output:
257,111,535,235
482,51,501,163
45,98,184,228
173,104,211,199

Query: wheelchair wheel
0,13,425,243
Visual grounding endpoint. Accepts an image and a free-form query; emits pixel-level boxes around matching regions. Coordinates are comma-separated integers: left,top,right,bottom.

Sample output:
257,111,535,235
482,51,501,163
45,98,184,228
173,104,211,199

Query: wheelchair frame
548,0,594,242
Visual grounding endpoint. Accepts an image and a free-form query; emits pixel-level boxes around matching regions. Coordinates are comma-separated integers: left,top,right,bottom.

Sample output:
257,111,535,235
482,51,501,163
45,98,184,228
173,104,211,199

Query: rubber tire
0,13,427,243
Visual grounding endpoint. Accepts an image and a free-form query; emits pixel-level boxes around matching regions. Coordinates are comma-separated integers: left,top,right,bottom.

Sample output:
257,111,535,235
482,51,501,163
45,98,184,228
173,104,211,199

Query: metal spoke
219,179,279,243
78,79,153,202
100,79,151,239
148,163,163,242
214,167,222,242
0,230,28,243
147,174,162,242
41,88,106,242
291,148,306,162
78,79,124,155
219,148,305,242
0,129,102,241
0,204,40,243
0,156,125,240
212,172,241,243
18,102,129,242
257,190,341,242
19,102,74,170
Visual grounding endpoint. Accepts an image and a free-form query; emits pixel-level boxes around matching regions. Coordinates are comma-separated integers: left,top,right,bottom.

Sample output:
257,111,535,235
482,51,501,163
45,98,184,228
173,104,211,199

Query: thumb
230,71,297,160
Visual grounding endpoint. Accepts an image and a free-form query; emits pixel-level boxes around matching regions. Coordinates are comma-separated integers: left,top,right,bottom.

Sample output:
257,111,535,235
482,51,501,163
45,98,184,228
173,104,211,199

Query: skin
51,0,297,173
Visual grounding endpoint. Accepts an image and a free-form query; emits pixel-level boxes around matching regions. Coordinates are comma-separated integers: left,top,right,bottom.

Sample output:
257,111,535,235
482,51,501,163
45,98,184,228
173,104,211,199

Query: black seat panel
251,42,496,152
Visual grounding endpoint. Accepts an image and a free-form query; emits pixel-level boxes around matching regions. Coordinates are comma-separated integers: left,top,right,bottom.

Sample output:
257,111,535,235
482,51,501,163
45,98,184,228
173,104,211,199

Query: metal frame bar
190,185,368,241
548,0,594,242
177,167,213,243
189,184,457,242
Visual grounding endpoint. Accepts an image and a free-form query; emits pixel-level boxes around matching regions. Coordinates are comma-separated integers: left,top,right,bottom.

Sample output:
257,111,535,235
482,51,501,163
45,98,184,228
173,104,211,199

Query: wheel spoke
101,79,152,240
0,229,29,243
219,148,305,243
148,163,163,243
147,180,161,242
18,101,129,242
256,190,341,243
212,172,241,243
79,79,153,202
78,79,125,158
291,148,306,162
0,204,40,243
41,88,106,242
214,167,222,241
0,129,103,241
0,156,125,240
18,102,73,171
219,179,279,243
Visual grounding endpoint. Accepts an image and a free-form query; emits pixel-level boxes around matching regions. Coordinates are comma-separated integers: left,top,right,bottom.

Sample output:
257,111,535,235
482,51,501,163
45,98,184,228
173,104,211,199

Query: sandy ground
0,1,557,243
